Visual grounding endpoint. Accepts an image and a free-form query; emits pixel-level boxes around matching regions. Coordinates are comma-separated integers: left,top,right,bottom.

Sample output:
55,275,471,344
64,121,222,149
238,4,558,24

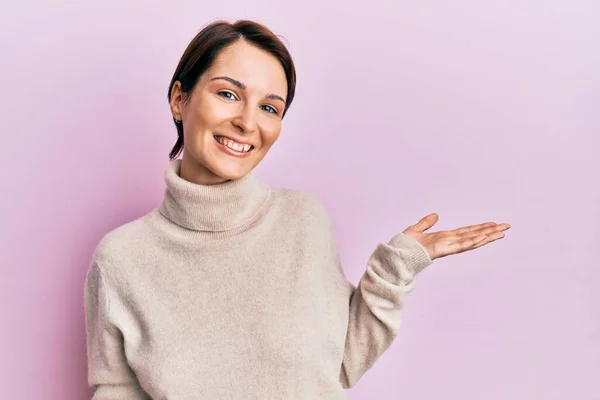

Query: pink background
1,1,598,399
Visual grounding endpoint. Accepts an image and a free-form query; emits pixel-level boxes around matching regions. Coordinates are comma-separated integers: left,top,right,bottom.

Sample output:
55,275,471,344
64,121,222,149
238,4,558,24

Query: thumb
412,213,439,233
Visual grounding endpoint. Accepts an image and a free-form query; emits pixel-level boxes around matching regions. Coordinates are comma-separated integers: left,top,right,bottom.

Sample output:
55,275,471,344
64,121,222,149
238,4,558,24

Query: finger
453,221,497,235
471,223,511,237
449,230,505,254
412,213,439,233
471,231,506,249
463,226,507,242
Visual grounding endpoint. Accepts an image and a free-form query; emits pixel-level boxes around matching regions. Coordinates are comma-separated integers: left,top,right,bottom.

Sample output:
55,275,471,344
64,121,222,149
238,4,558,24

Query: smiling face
170,39,288,185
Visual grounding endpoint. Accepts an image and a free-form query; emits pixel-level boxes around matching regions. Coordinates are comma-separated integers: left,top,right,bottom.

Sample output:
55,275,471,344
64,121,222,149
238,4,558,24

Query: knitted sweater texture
84,159,433,399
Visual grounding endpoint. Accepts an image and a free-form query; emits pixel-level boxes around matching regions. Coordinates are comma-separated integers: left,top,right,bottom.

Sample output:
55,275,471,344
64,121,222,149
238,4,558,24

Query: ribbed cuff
387,232,433,275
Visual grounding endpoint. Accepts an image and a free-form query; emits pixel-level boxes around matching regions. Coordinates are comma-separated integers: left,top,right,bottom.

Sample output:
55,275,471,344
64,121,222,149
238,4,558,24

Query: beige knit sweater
84,159,433,399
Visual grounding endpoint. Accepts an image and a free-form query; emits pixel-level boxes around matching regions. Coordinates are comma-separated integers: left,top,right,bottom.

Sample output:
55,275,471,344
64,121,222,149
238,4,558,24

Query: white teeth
216,136,252,153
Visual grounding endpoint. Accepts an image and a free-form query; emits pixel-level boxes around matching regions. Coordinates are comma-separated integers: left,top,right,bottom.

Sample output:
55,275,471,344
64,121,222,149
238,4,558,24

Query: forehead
207,40,287,96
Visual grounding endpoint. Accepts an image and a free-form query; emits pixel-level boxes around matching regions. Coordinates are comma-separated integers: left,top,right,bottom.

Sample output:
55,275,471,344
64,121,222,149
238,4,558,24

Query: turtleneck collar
158,159,271,232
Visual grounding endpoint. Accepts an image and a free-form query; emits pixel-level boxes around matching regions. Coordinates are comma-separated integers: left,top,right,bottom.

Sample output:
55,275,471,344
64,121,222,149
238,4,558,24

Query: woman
84,19,510,399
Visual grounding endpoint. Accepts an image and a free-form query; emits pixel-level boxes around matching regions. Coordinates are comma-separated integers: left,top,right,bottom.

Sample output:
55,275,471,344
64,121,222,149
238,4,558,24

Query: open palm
402,213,511,261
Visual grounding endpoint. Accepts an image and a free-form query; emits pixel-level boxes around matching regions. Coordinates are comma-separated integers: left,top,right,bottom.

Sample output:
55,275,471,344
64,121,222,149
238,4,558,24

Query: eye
261,104,279,115
217,91,238,101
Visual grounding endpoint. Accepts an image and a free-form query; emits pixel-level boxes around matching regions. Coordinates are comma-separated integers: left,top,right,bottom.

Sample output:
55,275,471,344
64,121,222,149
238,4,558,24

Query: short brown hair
167,20,297,161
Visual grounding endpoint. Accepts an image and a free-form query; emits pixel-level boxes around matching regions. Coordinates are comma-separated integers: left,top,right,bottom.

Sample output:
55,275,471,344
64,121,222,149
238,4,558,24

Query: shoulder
90,210,157,273
271,188,332,227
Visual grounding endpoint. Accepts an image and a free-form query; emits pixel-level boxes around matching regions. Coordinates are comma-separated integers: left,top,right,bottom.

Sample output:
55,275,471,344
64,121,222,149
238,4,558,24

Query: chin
210,163,253,181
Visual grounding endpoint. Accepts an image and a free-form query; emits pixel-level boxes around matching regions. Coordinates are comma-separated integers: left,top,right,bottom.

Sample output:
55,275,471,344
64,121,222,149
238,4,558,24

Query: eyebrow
209,76,286,105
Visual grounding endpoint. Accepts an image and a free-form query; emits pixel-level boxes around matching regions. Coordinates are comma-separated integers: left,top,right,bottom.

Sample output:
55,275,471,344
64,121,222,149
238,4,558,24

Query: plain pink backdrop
1,1,598,399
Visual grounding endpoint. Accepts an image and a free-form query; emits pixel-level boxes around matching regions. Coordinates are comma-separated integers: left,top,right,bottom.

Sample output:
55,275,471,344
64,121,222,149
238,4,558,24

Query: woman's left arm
338,213,510,388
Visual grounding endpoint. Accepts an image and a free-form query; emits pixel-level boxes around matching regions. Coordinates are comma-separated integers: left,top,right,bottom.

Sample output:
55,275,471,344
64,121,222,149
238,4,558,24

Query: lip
213,135,253,158
213,134,254,147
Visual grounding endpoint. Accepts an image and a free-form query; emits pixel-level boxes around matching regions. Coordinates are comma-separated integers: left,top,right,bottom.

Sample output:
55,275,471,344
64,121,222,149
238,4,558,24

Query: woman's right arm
84,261,151,400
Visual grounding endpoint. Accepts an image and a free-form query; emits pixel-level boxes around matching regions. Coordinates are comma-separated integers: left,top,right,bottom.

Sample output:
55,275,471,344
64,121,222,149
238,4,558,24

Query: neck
158,159,271,232
180,151,229,185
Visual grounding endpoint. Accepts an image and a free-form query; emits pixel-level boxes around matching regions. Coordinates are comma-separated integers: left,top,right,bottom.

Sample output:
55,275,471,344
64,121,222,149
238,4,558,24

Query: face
170,40,288,185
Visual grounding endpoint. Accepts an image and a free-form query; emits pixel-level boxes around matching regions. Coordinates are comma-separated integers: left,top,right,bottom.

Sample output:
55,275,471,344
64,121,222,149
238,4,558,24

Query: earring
175,118,181,123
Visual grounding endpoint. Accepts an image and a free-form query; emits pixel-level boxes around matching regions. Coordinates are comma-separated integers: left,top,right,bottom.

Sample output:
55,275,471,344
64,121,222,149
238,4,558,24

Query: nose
232,104,257,135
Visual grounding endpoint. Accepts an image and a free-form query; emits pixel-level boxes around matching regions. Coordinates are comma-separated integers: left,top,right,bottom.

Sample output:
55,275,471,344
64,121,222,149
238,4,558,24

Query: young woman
84,19,510,399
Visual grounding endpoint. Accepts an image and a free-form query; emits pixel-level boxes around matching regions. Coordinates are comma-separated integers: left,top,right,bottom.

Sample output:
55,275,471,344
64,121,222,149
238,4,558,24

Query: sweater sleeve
84,261,151,399
338,231,433,389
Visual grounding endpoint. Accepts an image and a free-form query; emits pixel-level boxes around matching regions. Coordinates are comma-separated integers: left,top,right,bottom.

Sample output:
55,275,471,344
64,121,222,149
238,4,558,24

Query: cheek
190,96,232,130
261,129,281,149
204,100,234,122
260,120,282,146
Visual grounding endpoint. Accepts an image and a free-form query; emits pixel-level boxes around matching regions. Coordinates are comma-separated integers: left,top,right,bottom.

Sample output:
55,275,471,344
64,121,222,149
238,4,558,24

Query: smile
213,135,254,155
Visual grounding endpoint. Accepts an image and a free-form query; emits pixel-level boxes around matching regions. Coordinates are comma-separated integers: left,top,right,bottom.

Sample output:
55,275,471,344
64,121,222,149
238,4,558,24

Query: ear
169,81,184,120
